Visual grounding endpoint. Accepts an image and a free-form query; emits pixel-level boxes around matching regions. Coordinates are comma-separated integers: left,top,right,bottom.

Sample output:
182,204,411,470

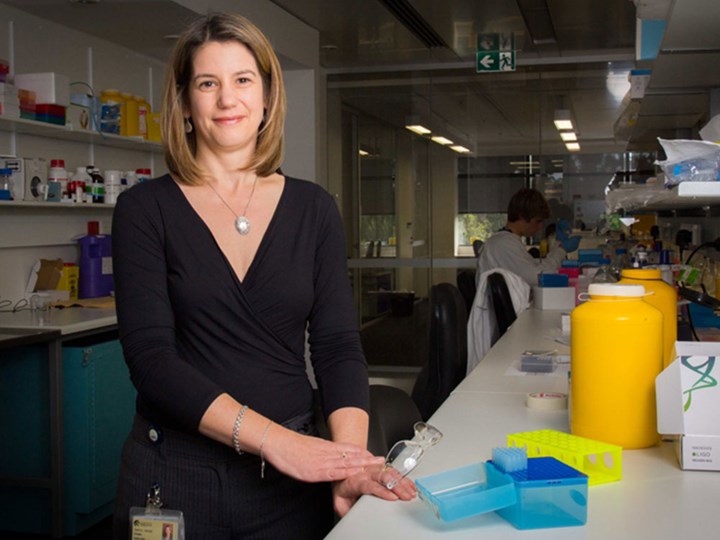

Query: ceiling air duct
516,0,557,45
377,0,449,48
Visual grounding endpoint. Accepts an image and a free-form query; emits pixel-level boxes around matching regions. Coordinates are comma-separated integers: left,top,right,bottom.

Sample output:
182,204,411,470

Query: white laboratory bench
326,308,719,540
0,307,117,335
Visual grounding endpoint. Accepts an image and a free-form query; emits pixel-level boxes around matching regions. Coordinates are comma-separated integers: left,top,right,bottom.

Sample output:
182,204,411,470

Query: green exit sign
476,50,516,72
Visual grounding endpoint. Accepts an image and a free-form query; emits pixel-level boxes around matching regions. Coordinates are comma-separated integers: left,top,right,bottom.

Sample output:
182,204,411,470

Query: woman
112,12,414,539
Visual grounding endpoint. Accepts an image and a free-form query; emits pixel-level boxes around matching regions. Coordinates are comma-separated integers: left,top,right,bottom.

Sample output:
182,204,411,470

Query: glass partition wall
328,61,653,371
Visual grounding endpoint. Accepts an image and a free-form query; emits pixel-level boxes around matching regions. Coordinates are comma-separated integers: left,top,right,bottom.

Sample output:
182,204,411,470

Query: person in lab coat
475,188,580,288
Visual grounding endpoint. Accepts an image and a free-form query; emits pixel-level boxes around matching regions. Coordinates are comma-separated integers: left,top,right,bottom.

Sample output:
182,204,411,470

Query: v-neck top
112,174,368,432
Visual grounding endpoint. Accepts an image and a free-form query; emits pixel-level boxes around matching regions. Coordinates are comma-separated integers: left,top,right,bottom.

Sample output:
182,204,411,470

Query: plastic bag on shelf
655,138,720,186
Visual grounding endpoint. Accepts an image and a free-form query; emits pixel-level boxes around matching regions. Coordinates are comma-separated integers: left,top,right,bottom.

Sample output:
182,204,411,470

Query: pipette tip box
416,457,588,529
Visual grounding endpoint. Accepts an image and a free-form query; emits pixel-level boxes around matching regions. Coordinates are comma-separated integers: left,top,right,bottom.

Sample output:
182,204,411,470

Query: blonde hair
161,12,286,185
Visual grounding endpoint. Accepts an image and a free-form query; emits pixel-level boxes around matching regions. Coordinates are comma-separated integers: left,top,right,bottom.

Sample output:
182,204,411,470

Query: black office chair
411,283,468,421
367,384,423,456
456,269,477,316
487,272,517,344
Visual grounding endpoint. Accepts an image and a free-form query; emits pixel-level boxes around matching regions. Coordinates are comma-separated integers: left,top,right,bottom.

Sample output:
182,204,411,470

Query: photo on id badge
131,516,181,539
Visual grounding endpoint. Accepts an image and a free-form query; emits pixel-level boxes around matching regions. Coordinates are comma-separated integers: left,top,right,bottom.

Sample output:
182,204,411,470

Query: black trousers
112,414,334,540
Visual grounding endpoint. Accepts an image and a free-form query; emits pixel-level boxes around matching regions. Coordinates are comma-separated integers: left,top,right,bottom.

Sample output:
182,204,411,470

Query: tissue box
416,458,588,529
656,342,720,471
533,286,576,310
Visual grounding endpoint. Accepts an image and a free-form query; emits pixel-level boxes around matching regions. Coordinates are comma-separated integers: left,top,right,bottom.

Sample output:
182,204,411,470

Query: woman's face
186,40,266,159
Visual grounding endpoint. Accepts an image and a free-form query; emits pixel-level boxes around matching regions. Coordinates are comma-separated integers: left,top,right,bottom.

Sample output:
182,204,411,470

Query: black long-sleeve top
112,174,368,433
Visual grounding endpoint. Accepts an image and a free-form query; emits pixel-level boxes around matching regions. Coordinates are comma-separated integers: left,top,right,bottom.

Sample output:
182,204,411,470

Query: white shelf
0,116,162,152
0,200,114,210
606,182,720,212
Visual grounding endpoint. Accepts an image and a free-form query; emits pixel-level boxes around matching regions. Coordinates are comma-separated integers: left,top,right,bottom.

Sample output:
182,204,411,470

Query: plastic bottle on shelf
48,159,69,199
70,166,92,203
122,92,138,137
99,89,122,135
88,166,105,204
0,167,14,200
609,248,630,280
136,168,152,183
124,170,138,189
136,96,151,139
591,258,616,284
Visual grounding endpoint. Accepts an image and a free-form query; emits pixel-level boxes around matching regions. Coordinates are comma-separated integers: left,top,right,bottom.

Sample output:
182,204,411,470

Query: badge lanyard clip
130,483,185,539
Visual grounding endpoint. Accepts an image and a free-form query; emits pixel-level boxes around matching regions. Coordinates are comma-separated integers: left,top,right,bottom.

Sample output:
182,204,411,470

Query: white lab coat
475,230,566,289
466,268,530,375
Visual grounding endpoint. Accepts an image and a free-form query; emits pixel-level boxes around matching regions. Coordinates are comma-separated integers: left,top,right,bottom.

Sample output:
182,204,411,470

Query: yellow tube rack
507,429,622,486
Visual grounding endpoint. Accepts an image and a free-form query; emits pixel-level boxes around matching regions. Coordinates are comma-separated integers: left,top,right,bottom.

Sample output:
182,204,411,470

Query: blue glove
555,219,572,242
560,235,581,253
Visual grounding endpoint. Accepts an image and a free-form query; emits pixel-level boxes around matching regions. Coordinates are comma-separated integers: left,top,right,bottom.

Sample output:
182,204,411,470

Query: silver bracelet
259,420,273,478
231,404,249,455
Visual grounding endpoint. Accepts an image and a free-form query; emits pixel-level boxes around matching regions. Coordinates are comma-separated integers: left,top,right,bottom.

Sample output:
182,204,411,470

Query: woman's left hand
331,464,417,517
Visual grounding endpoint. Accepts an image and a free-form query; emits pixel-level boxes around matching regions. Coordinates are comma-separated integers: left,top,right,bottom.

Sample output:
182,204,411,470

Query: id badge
129,507,185,540
130,483,185,540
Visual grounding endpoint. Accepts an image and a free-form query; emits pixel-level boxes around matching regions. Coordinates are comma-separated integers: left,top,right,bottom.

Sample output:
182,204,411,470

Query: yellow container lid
621,268,661,280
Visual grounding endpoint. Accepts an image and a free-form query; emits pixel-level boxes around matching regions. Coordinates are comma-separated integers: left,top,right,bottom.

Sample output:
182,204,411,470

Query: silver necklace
207,174,259,235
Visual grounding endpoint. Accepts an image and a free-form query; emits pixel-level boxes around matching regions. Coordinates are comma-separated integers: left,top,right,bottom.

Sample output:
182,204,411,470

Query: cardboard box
532,286,576,310
26,258,64,293
656,342,720,471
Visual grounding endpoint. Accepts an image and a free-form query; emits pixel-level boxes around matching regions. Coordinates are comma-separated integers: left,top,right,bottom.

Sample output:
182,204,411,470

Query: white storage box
656,342,720,471
14,72,70,107
532,287,576,310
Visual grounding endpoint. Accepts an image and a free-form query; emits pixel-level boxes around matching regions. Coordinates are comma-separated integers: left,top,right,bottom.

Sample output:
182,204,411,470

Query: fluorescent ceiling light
554,109,574,131
509,160,540,166
450,145,470,153
405,124,431,135
560,131,578,142
358,149,369,156
431,135,454,145
565,142,581,151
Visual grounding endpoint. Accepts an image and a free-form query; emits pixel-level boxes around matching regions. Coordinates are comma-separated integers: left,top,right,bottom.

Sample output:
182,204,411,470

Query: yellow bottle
619,268,677,368
571,283,663,449
148,112,162,142
124,93,139,137
99,89,122,134
136,95,151,139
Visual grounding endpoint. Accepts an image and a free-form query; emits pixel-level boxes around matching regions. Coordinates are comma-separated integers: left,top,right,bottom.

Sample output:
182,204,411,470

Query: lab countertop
326,307,719,540
0,307,117,336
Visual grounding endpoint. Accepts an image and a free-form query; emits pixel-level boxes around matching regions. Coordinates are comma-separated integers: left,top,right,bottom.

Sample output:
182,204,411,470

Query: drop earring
184,117,193,133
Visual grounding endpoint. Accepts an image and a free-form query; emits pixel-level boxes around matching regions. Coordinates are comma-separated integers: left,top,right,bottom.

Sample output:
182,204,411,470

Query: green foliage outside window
457,213,506,245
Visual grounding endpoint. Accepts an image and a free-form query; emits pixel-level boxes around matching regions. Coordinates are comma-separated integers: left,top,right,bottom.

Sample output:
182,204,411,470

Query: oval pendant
235,216,250,235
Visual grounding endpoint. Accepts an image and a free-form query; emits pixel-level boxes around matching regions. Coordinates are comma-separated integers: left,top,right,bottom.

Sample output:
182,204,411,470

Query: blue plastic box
416,457,588,529
538,273,569,287
577,249,603,265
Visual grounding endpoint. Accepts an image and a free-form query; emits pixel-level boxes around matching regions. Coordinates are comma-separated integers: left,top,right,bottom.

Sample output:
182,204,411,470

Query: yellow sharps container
619,268,677,368
570,283,663,449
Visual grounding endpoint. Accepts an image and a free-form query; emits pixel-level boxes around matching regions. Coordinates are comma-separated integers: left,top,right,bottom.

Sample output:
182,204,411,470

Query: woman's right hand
261,424,384,482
